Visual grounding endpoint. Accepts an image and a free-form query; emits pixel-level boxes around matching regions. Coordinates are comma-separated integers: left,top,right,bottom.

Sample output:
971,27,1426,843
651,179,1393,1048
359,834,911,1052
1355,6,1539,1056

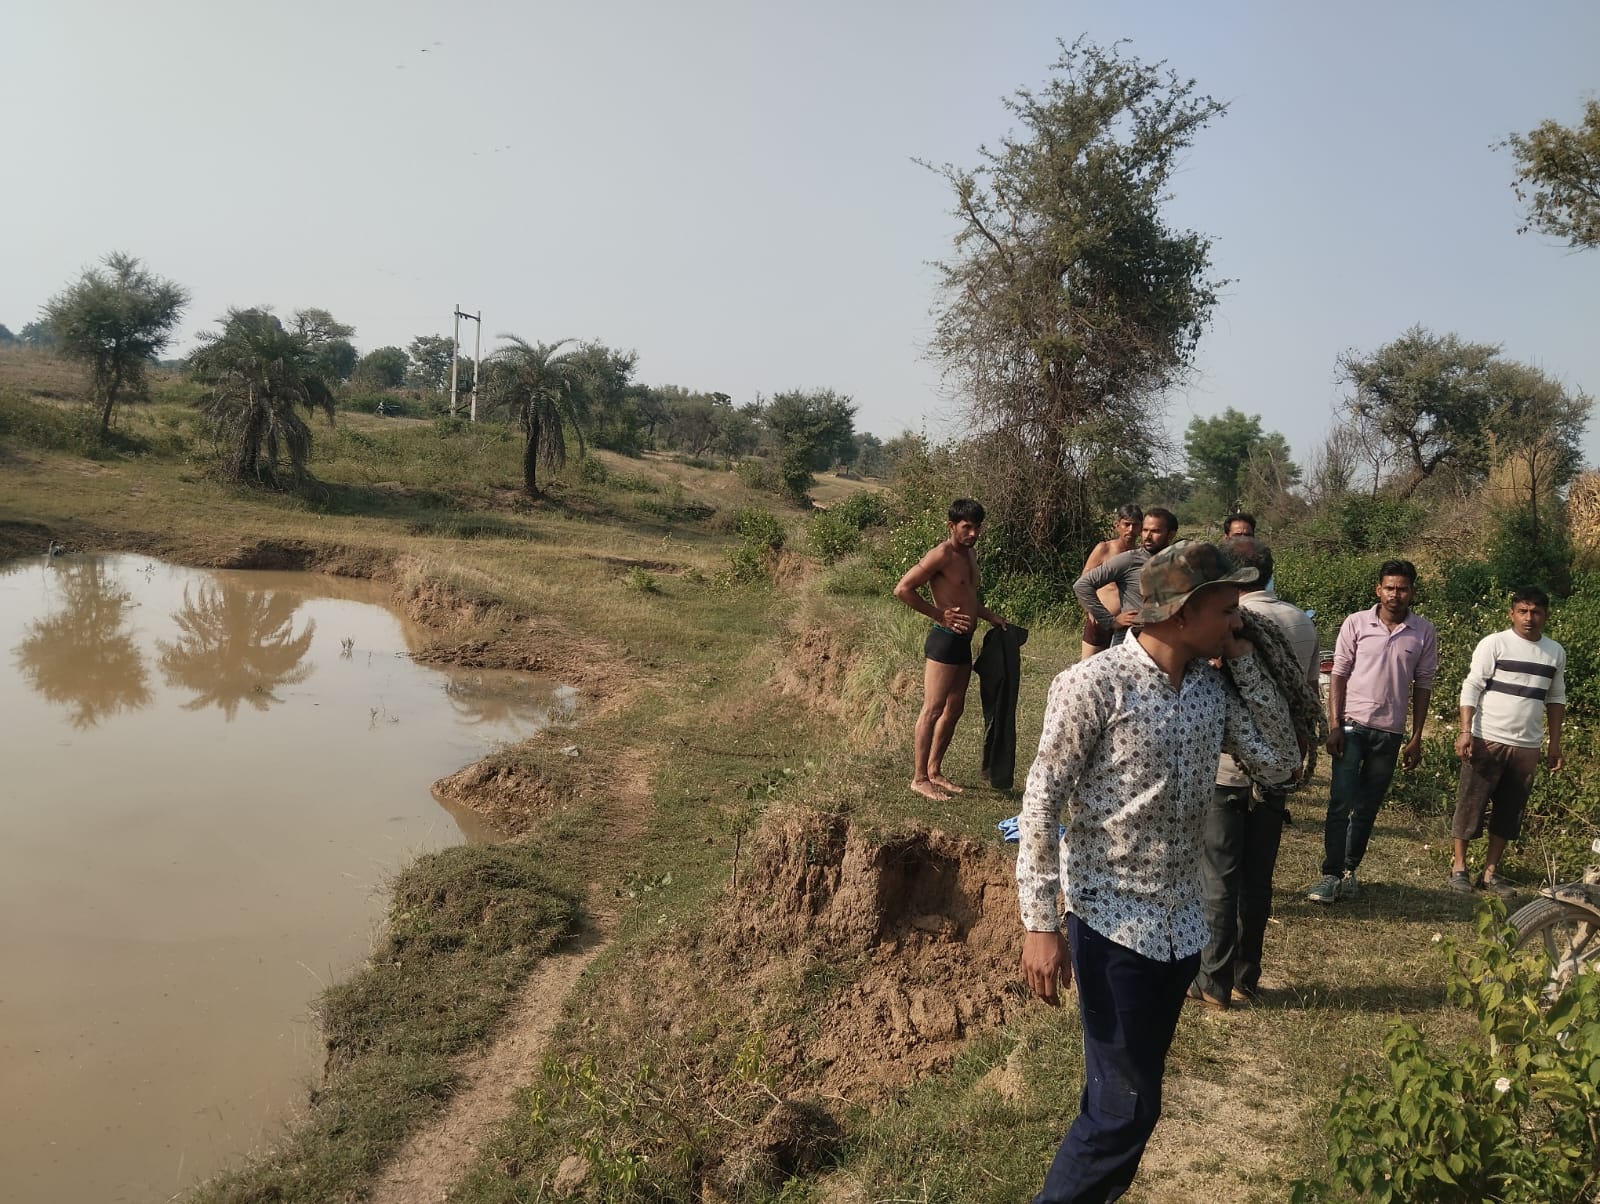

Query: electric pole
448,306,481,420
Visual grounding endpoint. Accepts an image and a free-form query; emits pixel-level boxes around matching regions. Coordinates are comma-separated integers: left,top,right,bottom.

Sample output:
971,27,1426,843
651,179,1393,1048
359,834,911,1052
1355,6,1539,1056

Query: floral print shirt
1016,635,1299,961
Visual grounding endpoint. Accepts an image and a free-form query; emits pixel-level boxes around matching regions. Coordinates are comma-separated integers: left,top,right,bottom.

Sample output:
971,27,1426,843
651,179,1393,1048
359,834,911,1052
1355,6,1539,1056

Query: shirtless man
1078,504,1142,661
894,498,1008,801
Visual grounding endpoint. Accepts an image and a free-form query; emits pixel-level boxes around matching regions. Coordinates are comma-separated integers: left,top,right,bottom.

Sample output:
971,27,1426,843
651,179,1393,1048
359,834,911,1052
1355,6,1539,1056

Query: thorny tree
926,38,1226,571
42,251,188,437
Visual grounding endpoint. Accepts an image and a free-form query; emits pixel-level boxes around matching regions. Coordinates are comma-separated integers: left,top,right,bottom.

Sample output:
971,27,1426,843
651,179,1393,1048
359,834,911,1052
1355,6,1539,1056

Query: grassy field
0,351,1499,1203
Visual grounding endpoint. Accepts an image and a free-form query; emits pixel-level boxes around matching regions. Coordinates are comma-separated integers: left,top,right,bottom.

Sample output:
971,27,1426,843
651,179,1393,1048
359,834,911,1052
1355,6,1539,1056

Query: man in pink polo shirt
1307,559,1439,904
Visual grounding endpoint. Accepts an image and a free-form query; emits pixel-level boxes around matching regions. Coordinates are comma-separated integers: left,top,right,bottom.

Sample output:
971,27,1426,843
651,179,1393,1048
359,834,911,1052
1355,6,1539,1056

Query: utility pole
449,306,481,421
469,310,482,422
449,305,461,417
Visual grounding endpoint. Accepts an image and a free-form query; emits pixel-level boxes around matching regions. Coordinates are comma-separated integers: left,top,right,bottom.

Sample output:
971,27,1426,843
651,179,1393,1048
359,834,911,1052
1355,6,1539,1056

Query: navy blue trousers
1034,915,1199,1203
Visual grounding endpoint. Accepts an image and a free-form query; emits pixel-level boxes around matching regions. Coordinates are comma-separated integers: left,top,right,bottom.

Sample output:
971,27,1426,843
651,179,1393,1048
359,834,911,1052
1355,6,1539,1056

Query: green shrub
1274,551,1381,646
834,490,888,529
625,567,661,594
823,557,888,597
610,472,659,494
0,390,102,454
807,508,862,564
734,507,785,552
736,458,780,492
577,455,609,484
1292,903,1600,1204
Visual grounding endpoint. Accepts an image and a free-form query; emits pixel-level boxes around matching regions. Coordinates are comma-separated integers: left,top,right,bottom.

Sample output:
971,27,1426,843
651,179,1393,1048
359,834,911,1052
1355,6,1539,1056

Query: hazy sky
4,1,1596,464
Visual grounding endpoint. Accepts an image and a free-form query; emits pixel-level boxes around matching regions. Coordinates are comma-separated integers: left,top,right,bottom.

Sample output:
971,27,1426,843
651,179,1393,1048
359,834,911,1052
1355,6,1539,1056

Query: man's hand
1454,731,1474,761
1402,735,1423,772
1326,727,1345,758
1546,744,1564,772
1220,632,1255,661
1020,930,1071,1005
1113,609,1139,629
942,606,974,634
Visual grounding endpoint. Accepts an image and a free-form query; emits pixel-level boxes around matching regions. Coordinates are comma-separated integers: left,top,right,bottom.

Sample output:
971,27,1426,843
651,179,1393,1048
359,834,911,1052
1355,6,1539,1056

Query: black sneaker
1479,873,1516,899
1448,870,1474,894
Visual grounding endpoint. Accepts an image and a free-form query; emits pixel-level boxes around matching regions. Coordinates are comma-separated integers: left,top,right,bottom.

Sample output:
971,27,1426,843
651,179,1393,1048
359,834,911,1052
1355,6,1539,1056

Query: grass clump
192,842,581,1204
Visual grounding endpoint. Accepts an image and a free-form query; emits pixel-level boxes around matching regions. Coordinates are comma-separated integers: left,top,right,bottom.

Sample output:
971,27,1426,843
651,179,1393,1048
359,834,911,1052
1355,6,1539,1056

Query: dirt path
369,748,655,1204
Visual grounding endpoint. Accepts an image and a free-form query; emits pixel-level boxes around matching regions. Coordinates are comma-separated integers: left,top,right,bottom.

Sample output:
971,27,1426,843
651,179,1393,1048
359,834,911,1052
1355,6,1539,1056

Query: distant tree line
6,255,927,497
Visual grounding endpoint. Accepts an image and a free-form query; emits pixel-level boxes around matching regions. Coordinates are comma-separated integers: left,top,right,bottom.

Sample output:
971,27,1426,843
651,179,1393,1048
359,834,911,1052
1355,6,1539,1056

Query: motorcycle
1509,836,1600,998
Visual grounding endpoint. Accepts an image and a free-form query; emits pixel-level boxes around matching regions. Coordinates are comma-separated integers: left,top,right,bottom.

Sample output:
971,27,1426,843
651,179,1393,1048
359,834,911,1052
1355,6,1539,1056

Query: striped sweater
1459,629,1566,749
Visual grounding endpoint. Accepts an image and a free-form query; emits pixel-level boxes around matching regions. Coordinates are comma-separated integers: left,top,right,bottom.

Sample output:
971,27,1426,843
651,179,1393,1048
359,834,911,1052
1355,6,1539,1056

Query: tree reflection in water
443,676,576,730
157,582,315,718
13,560,153,728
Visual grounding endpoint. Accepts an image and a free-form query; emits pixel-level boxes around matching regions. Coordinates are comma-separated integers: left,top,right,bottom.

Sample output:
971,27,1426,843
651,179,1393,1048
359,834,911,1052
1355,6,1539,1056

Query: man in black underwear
894,498,1008,800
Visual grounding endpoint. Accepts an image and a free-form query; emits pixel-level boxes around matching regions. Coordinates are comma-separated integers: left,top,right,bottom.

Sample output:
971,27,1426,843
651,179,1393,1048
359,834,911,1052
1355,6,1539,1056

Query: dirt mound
433,761,562,829
725,815,1021,1097
773,622,916,747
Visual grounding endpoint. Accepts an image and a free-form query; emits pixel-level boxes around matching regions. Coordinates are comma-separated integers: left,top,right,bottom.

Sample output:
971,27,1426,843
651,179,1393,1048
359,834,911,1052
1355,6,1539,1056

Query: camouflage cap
1138,541,1258,624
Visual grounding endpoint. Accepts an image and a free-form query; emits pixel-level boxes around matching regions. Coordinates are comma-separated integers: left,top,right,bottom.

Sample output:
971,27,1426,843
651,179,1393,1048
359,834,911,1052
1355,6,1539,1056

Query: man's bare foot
929,774,964,794
910,778,950,801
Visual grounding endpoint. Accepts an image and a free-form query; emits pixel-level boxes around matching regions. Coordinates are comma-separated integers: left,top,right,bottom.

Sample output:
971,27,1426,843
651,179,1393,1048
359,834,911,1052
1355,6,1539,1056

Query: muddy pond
0,554,572,1203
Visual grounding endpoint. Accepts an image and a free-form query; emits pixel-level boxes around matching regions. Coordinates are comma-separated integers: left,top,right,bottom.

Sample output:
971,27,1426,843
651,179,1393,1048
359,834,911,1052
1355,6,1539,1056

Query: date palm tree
486,335,589,496
189,308,336,486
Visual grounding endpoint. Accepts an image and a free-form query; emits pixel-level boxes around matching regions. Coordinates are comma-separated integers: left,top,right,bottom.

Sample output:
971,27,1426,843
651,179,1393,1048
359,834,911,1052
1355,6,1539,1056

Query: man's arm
893,546,972,633
1546,702,1565,771
1016,669,1104,1005
1455,636,1493,760
1402,686,1432,771
1454,705,1477,760
1073,549,1133,632
1327,674,1349,757
977,603,1008,630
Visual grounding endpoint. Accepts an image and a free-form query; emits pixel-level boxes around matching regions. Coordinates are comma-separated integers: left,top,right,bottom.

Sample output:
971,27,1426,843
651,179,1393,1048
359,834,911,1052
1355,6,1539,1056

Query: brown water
0,555,574,1204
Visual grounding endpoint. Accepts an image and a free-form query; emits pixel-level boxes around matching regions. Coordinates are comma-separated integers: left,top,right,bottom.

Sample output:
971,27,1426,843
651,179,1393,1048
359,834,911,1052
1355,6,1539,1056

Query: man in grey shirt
1072,507,1177,652
1192,536,1320,1009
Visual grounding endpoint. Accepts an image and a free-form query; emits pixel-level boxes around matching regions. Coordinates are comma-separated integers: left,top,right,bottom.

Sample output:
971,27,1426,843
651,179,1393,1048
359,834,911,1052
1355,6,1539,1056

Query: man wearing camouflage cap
1017,542,1300,1203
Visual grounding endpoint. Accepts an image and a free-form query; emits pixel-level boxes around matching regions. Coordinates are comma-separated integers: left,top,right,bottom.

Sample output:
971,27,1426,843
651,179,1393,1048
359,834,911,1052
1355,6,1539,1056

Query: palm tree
486,335,589,496
189,308,336,486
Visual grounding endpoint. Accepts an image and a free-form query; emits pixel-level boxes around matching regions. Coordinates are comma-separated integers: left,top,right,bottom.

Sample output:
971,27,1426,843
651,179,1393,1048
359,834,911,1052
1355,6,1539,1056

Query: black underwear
924,624,973,666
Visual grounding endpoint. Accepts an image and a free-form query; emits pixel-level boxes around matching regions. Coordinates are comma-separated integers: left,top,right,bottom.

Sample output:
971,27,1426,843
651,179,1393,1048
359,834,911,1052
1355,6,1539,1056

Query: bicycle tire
1510,895,1600,997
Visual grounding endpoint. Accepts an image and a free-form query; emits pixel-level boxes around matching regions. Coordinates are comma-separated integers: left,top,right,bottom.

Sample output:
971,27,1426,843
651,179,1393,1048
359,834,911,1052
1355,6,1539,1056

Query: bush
577,455,609,484
1272,550,1379,645
1292,903,1600,1204
624,567,661,594
721,507,787,585
736,458,780,493
823,557,888,597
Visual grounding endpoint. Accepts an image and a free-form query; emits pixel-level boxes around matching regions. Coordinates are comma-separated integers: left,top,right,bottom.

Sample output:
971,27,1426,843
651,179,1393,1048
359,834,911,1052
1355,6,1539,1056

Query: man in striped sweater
1448,586,1567,897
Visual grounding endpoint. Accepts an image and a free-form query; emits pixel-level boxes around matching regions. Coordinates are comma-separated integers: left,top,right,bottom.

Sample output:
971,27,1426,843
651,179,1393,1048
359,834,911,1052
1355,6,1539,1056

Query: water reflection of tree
157,583,315,718
442,675,545,728
14,560,153,729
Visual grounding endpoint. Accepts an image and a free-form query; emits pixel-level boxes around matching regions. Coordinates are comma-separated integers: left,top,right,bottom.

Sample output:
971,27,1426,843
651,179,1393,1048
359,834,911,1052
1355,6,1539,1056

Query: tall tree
189,308,337,486
353,346,409,390
1505,98,1600,249
1339,327,1500,498
407,334,456,392
1484,359,1591,542
761,389,857,496
926,39,1226,571
569,342,645,453
19,320,55,349
0,323,16,346
485,336,589,496
1184,407,1262,502
292,308,358,383
42,252,189,436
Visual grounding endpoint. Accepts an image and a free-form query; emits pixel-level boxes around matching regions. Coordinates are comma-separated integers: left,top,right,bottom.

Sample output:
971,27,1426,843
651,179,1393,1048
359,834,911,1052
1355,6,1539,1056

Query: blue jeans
1321,723,1403,876
1198,785,1286,999
1035,915,1198,1203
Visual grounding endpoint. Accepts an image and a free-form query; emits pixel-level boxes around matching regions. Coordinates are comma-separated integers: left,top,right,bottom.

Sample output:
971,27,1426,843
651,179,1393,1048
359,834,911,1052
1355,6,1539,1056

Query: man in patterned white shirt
1017,542,1300,1204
